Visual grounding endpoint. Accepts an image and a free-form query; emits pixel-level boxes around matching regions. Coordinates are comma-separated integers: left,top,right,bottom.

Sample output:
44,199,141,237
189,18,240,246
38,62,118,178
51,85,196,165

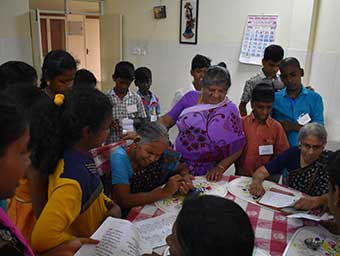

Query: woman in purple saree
175,66,245,181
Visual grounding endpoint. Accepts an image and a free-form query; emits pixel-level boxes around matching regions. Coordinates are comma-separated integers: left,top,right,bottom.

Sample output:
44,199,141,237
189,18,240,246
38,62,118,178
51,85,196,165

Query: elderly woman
161,66,245,180
110,122,193,211
250,123,331,197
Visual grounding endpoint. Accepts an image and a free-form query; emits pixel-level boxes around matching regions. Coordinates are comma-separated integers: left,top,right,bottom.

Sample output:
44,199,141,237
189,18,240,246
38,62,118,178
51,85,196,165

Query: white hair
298,122,327,144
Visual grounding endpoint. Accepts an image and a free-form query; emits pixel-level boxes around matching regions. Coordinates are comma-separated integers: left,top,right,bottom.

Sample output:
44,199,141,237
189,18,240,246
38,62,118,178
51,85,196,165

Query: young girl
0,93,33,255
0,93,102,256
4,83,46,242
40,50,77,99
31,88,120,253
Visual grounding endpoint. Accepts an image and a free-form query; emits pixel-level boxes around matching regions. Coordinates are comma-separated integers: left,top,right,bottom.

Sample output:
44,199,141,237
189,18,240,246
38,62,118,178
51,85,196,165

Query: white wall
104,0,314,140
104,0,314,107
0,0,32,64
309,0,340,142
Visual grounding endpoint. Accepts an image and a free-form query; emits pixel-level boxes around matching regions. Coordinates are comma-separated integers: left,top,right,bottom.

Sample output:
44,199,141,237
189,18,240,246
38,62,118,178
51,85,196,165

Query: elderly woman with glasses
250,123,331,198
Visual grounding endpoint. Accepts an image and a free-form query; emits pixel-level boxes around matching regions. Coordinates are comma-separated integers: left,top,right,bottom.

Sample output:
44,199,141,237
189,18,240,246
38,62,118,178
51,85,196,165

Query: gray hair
136,121,169,145
202,65,231,90
298,123,327,144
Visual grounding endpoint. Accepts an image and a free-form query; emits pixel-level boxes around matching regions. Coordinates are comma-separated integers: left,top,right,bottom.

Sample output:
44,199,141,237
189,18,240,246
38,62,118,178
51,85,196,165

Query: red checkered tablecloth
127,176,305,256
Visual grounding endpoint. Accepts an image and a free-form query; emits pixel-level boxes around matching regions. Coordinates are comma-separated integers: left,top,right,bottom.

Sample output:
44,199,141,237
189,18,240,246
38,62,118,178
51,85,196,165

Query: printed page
135,213,177,249
258,191,299,208
75,217,152,256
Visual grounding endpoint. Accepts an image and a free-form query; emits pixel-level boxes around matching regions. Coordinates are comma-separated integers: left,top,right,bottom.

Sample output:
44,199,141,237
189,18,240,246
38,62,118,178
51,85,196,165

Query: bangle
217,164,225,172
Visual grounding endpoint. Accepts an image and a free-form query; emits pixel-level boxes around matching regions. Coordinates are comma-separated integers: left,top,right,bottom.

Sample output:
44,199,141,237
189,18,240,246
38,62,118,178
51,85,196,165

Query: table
127,176,305,256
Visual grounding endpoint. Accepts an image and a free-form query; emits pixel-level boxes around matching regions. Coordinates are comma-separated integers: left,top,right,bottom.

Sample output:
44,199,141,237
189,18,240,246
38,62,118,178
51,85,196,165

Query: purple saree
175,98,245,176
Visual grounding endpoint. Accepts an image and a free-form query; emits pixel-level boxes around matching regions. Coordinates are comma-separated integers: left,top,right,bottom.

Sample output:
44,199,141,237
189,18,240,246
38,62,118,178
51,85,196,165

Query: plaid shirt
240,69,285,104
106,89,147,144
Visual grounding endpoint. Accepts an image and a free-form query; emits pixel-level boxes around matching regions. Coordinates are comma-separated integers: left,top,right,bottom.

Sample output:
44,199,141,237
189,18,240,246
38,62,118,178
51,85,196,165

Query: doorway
30,9,122,92
38,13,101,83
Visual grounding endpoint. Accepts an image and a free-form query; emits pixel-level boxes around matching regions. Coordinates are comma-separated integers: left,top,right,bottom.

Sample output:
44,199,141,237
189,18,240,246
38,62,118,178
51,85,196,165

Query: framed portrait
153,5,166,19
179,0,199,44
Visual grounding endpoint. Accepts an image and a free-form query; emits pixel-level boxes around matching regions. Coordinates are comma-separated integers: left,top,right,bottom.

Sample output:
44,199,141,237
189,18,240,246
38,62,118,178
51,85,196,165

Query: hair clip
54,94,65,106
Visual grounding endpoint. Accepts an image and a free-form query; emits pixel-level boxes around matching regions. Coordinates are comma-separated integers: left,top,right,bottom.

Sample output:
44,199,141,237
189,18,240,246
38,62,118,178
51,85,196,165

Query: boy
171,54,211,106
272,57,324,146
135,67,160,122
239,44,285,116
236,84,289,176
106,61,147,144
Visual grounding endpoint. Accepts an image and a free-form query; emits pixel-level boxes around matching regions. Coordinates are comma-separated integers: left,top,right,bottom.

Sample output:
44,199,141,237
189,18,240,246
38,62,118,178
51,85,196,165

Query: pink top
0,208,34,256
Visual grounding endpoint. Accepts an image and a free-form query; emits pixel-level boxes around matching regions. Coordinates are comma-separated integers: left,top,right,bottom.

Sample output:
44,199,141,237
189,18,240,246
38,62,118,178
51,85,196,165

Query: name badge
126,104,137,113
259,145,274,155
297,113,311,125
150,115,158,122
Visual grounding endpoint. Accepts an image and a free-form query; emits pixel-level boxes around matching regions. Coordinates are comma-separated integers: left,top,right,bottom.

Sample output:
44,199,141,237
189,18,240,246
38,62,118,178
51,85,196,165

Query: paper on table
258,191,299,208
135,213,177,249
288,212,334,222
74,217,152,256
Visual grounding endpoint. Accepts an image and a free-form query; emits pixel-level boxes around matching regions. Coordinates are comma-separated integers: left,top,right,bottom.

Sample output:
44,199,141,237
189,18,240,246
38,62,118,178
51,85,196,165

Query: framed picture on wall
153,5,167,19
179,0,199,44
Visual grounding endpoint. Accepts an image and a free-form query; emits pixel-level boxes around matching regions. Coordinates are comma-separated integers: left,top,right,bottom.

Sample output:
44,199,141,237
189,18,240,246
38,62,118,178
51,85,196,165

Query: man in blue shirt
272,57,324,146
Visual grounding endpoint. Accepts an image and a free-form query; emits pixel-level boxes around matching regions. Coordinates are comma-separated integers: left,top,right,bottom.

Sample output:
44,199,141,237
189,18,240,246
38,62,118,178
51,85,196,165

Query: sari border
179,97,229,118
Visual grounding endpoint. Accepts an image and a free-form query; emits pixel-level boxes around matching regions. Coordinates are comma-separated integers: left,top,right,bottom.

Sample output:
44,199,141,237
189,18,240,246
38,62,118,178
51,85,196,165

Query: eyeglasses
300,143,324,151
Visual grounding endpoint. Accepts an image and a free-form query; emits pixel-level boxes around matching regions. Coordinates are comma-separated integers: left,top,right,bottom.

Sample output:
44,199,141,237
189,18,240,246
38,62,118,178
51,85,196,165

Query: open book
75,213,177,256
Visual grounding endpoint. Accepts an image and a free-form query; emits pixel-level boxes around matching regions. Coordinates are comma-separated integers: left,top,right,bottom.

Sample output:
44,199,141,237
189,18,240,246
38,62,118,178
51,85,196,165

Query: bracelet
217,164,225,172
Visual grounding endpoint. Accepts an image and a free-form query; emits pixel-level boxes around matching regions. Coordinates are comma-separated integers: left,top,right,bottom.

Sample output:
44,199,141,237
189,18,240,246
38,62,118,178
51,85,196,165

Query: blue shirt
272,86,324,146
110,147,134,185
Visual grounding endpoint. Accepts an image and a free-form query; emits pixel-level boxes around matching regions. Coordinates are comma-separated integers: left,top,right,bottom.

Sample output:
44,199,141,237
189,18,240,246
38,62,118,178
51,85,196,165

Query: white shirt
171,82,196,107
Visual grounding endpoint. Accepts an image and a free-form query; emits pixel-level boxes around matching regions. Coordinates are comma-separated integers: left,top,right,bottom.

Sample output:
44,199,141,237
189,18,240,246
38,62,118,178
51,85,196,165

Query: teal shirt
272,86,324,146
110,147,134,185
